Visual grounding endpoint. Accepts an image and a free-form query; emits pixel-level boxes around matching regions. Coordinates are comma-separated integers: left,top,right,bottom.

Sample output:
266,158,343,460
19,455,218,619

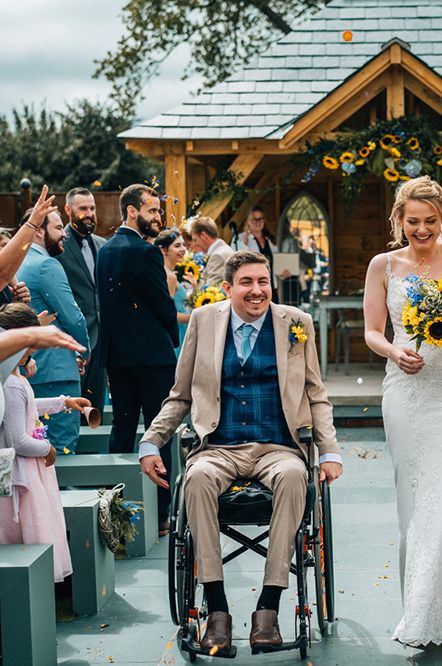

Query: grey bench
0,544,57,666
77,424,145,454
55,454,157,556
61,489,115,615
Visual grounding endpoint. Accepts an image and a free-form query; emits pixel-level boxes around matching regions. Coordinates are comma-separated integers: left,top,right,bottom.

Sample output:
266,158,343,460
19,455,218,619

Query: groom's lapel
213,301,231,388
272,304,289,399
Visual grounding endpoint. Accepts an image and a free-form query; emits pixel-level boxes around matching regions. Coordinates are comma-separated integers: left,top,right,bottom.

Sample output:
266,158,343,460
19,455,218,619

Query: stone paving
56,428,442,665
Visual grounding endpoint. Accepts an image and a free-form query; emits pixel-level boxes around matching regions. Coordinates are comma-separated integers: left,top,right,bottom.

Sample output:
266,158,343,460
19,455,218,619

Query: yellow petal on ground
209,646,219,656
63,447,71,454
165,642,174,650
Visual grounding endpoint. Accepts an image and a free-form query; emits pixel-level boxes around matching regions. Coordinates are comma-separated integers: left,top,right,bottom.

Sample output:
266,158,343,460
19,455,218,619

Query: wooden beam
197,153,263,221
403,71,442,115
164,154,187,226
387,66,405,119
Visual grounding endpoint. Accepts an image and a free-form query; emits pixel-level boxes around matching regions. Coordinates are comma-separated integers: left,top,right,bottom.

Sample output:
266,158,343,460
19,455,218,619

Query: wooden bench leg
0,545,57,666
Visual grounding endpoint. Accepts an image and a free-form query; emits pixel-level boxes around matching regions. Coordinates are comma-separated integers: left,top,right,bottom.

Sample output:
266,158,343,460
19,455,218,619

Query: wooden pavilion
120,0,442,360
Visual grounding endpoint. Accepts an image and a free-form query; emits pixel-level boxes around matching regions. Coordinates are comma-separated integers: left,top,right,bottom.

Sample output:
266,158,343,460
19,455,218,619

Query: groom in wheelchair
140,250,342,655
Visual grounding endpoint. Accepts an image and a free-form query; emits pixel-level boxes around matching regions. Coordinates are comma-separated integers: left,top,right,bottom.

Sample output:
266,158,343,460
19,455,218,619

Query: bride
364,175,442,648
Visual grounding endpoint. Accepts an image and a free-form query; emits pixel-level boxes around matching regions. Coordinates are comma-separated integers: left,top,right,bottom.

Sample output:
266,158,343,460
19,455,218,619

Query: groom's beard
136,213,160,238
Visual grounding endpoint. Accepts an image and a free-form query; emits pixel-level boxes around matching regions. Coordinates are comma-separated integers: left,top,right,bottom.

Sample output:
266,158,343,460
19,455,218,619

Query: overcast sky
1,0,200,124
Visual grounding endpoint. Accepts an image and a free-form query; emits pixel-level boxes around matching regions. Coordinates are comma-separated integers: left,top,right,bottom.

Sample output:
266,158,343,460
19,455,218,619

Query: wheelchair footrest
181,636,238,659
251,636,306,655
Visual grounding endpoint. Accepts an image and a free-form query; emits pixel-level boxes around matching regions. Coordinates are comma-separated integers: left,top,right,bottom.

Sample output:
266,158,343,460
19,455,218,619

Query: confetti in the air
93,180,102,187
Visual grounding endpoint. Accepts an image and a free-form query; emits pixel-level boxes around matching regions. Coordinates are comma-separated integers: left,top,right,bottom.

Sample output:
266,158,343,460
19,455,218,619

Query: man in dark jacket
97,183,179,535
57,188,107,416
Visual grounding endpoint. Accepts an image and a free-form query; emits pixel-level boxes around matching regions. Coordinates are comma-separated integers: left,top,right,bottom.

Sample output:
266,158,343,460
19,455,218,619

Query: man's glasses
251,216,265,222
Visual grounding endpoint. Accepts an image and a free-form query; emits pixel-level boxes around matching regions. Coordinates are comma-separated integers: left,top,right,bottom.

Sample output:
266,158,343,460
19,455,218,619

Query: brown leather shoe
201,611,232,652
249,609,283,650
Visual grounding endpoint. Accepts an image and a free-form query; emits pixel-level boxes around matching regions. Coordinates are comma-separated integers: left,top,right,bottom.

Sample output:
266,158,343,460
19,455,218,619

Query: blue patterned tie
240,323,254,364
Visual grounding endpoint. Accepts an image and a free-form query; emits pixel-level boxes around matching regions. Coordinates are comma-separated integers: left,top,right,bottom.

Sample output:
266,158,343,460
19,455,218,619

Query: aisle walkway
57,428,442,665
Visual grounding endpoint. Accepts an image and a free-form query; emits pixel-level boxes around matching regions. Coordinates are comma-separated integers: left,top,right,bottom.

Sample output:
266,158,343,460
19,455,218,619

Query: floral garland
292,115,442,208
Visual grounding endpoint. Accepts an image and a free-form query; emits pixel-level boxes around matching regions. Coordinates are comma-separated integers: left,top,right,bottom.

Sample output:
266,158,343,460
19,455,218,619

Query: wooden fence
0,191,121,238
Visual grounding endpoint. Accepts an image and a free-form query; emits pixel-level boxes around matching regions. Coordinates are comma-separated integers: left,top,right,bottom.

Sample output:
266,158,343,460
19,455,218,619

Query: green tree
94,0,327,115
0,101,162,192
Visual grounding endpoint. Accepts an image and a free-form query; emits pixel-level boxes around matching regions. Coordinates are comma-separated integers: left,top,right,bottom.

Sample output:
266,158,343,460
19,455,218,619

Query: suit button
216,397,220,402
242,422,247,426
240,371,244,377
241,401,246,406
211,422,217,428
240,385,245,389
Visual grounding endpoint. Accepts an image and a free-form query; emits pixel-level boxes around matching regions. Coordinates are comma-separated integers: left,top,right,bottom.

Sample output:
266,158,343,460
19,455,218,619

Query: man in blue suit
97,183,179,534
18,209,90,453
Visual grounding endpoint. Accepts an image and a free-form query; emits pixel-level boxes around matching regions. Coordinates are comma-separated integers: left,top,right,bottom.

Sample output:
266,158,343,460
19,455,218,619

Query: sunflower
423,317,442,347
359,146,370,158
402,303,416,332
384,168,400,182
399,175,411,181
406,137,420,151
389,147,401,158
438,159,442,167
433,145,442,155
437,279,442,292
392,135,401,143
339,151,354,163
184,261,200,281
380,134,395,150
322,156,339,170
193,291,217,308
355,159,365,166
367,141,376,151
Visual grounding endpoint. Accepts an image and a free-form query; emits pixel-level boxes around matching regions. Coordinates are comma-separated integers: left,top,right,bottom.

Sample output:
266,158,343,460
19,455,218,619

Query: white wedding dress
383,254,442,646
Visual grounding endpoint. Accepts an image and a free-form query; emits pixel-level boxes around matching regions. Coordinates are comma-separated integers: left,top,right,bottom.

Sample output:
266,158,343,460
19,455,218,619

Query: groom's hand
140,454,169,489
319,462,342,485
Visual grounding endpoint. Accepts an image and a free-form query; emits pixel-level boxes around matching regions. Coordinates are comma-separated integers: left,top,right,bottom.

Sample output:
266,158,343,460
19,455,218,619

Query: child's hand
44,445,57,467
65,397,92,413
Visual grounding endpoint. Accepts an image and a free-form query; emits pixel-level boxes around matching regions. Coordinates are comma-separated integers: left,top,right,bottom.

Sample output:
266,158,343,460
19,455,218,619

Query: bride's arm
364,254,424,374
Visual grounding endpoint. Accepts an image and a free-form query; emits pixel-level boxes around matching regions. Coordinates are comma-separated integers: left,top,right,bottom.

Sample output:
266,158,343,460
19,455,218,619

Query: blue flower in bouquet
404,160,422,178
192,252,208,268
341,162,357,175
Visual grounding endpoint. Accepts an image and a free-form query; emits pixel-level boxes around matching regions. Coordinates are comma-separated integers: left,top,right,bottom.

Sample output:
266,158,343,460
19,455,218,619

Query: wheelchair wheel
312,467,327,635
168,475,185,625
322,479,335,622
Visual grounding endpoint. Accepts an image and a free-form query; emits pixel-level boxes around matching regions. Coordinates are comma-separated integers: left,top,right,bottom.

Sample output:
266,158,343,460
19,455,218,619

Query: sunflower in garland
407,137,420,151
389,147,401,158
359,146,370,158
383,168,400,182
423,317,442,347
433,145,442,155
380,134,395,150
339,151,354,163
322,156,339,170
437,158,442,167
367,141,376,151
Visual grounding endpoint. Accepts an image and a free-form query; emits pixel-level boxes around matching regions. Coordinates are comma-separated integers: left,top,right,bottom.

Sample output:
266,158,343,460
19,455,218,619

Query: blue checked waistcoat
209,310,294,447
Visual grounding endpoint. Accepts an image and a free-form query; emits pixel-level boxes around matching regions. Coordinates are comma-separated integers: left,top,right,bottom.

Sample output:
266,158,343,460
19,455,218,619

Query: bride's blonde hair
389,175,442,247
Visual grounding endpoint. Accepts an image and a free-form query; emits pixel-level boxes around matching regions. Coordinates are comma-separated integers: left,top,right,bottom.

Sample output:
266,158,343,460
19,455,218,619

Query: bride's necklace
413,257,431,278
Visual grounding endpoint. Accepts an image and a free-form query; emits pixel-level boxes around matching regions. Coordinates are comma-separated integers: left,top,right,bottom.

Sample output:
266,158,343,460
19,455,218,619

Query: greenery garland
291,115,442,208
192,116,442,217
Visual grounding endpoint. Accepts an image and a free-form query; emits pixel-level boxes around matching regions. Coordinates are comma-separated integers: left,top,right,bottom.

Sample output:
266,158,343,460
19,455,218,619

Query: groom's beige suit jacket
142,300,338,462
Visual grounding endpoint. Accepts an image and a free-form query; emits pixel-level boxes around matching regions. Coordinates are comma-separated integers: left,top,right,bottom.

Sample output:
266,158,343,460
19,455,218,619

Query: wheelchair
168,428,334,661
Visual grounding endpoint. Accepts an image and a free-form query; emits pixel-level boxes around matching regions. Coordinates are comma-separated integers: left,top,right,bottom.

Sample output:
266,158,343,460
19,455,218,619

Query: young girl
0,303,91,582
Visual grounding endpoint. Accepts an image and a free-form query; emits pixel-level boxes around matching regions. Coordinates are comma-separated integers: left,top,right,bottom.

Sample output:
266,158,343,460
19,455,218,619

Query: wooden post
386,66,405,119
164,154,187,226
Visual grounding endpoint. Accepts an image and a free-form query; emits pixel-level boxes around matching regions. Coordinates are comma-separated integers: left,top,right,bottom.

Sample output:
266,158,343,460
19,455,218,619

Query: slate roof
121,0,442,142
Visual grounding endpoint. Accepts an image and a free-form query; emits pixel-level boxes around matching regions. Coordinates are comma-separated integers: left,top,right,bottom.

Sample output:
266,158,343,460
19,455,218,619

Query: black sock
256,585,283,613
204,580,229,614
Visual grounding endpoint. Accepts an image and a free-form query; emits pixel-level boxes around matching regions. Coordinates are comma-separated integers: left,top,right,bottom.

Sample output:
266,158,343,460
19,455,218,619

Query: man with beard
57,188,107,417
17,208,90,453
97,183,178,536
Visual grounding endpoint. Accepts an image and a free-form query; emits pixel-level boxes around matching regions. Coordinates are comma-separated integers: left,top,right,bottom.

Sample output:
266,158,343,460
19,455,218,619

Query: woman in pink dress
0,303,91,582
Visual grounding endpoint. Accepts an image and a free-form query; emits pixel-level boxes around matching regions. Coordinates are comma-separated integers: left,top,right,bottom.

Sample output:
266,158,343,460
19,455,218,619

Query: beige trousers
184,443,307,587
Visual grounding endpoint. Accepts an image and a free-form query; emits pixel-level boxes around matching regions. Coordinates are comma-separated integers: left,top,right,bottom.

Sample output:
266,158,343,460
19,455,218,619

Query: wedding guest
190,217,233,284
232,206,279,302
0,303,91,582
57,188,107,417
364,175,442,647
97,183,178,536
154,228,196,357
17,208,90,453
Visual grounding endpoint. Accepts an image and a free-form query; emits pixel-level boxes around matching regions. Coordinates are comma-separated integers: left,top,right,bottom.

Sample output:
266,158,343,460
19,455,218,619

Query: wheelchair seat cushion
218,479,273,525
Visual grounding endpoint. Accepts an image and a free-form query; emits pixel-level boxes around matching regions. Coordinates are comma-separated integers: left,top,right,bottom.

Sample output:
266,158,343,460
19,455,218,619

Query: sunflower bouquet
174,252,208,284
402,274,442,351
187,283,229,309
